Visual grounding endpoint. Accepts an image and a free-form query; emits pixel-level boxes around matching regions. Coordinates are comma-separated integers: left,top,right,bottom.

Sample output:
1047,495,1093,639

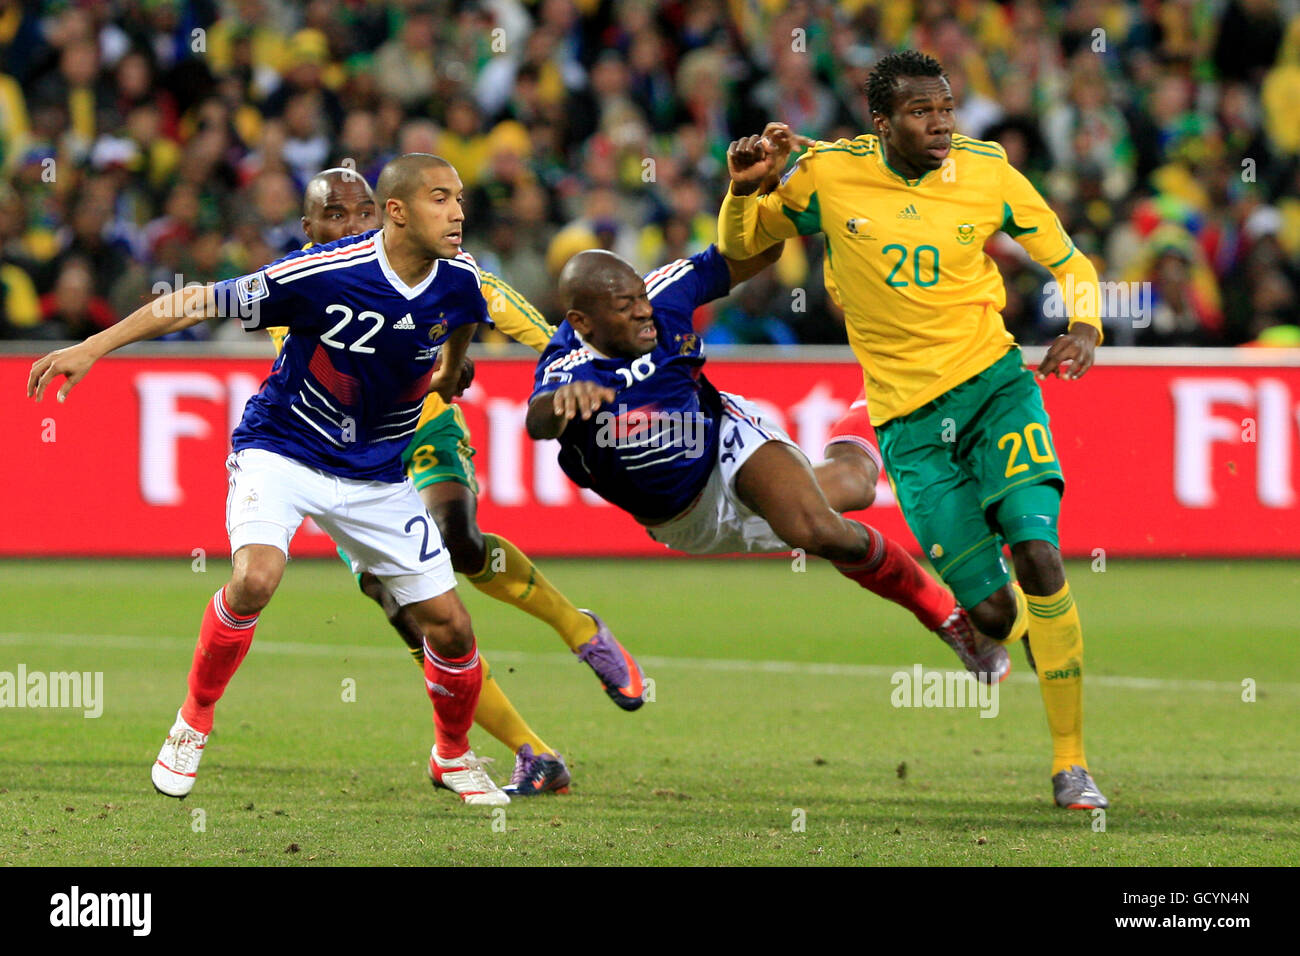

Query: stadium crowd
1,0,1297,347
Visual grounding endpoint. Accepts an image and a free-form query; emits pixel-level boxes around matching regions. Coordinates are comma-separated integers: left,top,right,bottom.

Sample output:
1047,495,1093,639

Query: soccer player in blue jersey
527,245,1008,676
28,154,512,805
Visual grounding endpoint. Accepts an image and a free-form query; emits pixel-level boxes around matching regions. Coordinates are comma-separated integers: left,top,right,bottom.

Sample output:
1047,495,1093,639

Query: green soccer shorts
875,348,1065,608
402,404,479,495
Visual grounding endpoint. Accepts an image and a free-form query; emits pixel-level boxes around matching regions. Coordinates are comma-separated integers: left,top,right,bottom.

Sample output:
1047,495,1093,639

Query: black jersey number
404,514,443,562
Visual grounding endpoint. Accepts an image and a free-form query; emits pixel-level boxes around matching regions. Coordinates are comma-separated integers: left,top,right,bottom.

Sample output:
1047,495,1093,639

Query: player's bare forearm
724,242,785,288
428,325,475,402
27,287,216,402
1037,322,1100,381
526,383,616,440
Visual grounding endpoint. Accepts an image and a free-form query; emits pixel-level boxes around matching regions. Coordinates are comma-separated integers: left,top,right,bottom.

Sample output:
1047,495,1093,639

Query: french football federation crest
676,332,699,355
956,223,976,244
428,320,448,341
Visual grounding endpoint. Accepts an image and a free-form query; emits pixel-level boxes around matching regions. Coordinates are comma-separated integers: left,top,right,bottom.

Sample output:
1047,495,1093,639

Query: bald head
558,249,656,358
301,167,376,244
376,153,453,211
303,167,373,214
558,249,640,315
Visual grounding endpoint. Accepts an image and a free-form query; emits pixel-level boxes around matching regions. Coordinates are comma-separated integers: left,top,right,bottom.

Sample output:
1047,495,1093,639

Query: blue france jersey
531,246,732,520
214,231,488,482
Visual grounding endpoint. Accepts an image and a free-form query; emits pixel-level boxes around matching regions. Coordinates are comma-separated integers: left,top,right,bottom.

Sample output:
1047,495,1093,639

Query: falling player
718,50,1108,809
29,154,515,805
527,244,1009,683
272,168,644,796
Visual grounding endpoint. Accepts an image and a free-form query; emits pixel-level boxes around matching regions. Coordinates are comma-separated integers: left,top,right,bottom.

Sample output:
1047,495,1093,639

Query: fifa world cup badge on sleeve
235,272,269,308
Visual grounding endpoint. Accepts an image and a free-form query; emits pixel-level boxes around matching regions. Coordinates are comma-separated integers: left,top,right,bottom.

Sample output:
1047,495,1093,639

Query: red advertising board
3,351,1298,558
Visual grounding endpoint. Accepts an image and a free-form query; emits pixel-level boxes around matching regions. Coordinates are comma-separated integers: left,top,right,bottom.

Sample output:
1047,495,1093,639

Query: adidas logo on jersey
394,313,416,330
896,204,921,221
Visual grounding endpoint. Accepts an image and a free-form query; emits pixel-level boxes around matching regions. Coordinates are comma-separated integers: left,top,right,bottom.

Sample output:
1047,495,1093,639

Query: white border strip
1,632,1292,696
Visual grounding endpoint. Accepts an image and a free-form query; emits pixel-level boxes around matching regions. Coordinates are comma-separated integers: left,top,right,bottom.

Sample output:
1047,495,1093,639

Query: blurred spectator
56,197,132,299
37,257,116,340
703,269,798,346
262,28,344,134
249,170,304,254
439,97,492,189
373,7,438,110
1123,225,1224,346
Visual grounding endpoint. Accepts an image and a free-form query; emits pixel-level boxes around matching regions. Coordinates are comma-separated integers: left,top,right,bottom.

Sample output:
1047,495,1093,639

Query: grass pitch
1,558,1296,866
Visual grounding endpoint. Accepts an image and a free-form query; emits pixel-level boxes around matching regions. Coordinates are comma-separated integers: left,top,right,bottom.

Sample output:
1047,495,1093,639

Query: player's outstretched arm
27,286,220,402
526,382,616,440
722,242,785,288
479,270,554,353
719,124,812,260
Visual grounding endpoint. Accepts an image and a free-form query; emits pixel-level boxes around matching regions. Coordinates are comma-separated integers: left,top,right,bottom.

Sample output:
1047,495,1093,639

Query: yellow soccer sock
407,644,424,668
473,654,554,756
994,582,1030,646
468,533,597,652
1025,583,1087,775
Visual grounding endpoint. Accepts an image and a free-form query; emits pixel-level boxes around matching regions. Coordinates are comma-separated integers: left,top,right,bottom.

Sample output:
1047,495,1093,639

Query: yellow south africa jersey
268,251,554,429
718,133,1102,425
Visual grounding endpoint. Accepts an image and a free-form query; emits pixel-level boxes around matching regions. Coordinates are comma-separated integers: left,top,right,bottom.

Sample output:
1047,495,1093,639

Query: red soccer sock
835,524,956,631
424,638,483,759
180,587,259,735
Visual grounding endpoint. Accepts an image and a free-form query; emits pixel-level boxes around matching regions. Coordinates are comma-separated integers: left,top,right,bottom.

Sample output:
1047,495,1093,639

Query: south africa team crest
956,223,976,244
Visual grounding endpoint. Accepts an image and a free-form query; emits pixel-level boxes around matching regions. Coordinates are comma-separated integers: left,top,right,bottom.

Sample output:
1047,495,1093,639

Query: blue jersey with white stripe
531,246,731,520
214,230,488,482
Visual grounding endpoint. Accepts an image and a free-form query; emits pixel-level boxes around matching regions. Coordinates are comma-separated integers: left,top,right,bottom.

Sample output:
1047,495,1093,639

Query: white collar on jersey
574,330,613,360
376,230,440,300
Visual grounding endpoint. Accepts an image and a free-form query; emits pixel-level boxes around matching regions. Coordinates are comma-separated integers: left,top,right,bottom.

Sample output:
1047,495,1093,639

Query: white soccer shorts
645,391,805,555
225,448,456,606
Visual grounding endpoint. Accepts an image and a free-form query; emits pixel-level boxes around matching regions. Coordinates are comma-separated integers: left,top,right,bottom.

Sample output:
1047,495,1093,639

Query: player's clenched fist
727,123,812,196
27,342,99,403
552,381,616,422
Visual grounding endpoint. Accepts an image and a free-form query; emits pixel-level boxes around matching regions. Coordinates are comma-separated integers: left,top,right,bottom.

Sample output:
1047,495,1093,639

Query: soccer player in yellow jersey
270,168,646,795
718,51,1108,810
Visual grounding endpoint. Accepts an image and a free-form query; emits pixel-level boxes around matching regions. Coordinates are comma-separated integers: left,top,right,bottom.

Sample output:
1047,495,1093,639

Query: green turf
1,558,1297,866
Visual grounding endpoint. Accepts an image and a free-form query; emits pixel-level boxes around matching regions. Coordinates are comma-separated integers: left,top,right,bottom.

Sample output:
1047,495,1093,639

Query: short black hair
375,153,452,209
865,50,947,117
